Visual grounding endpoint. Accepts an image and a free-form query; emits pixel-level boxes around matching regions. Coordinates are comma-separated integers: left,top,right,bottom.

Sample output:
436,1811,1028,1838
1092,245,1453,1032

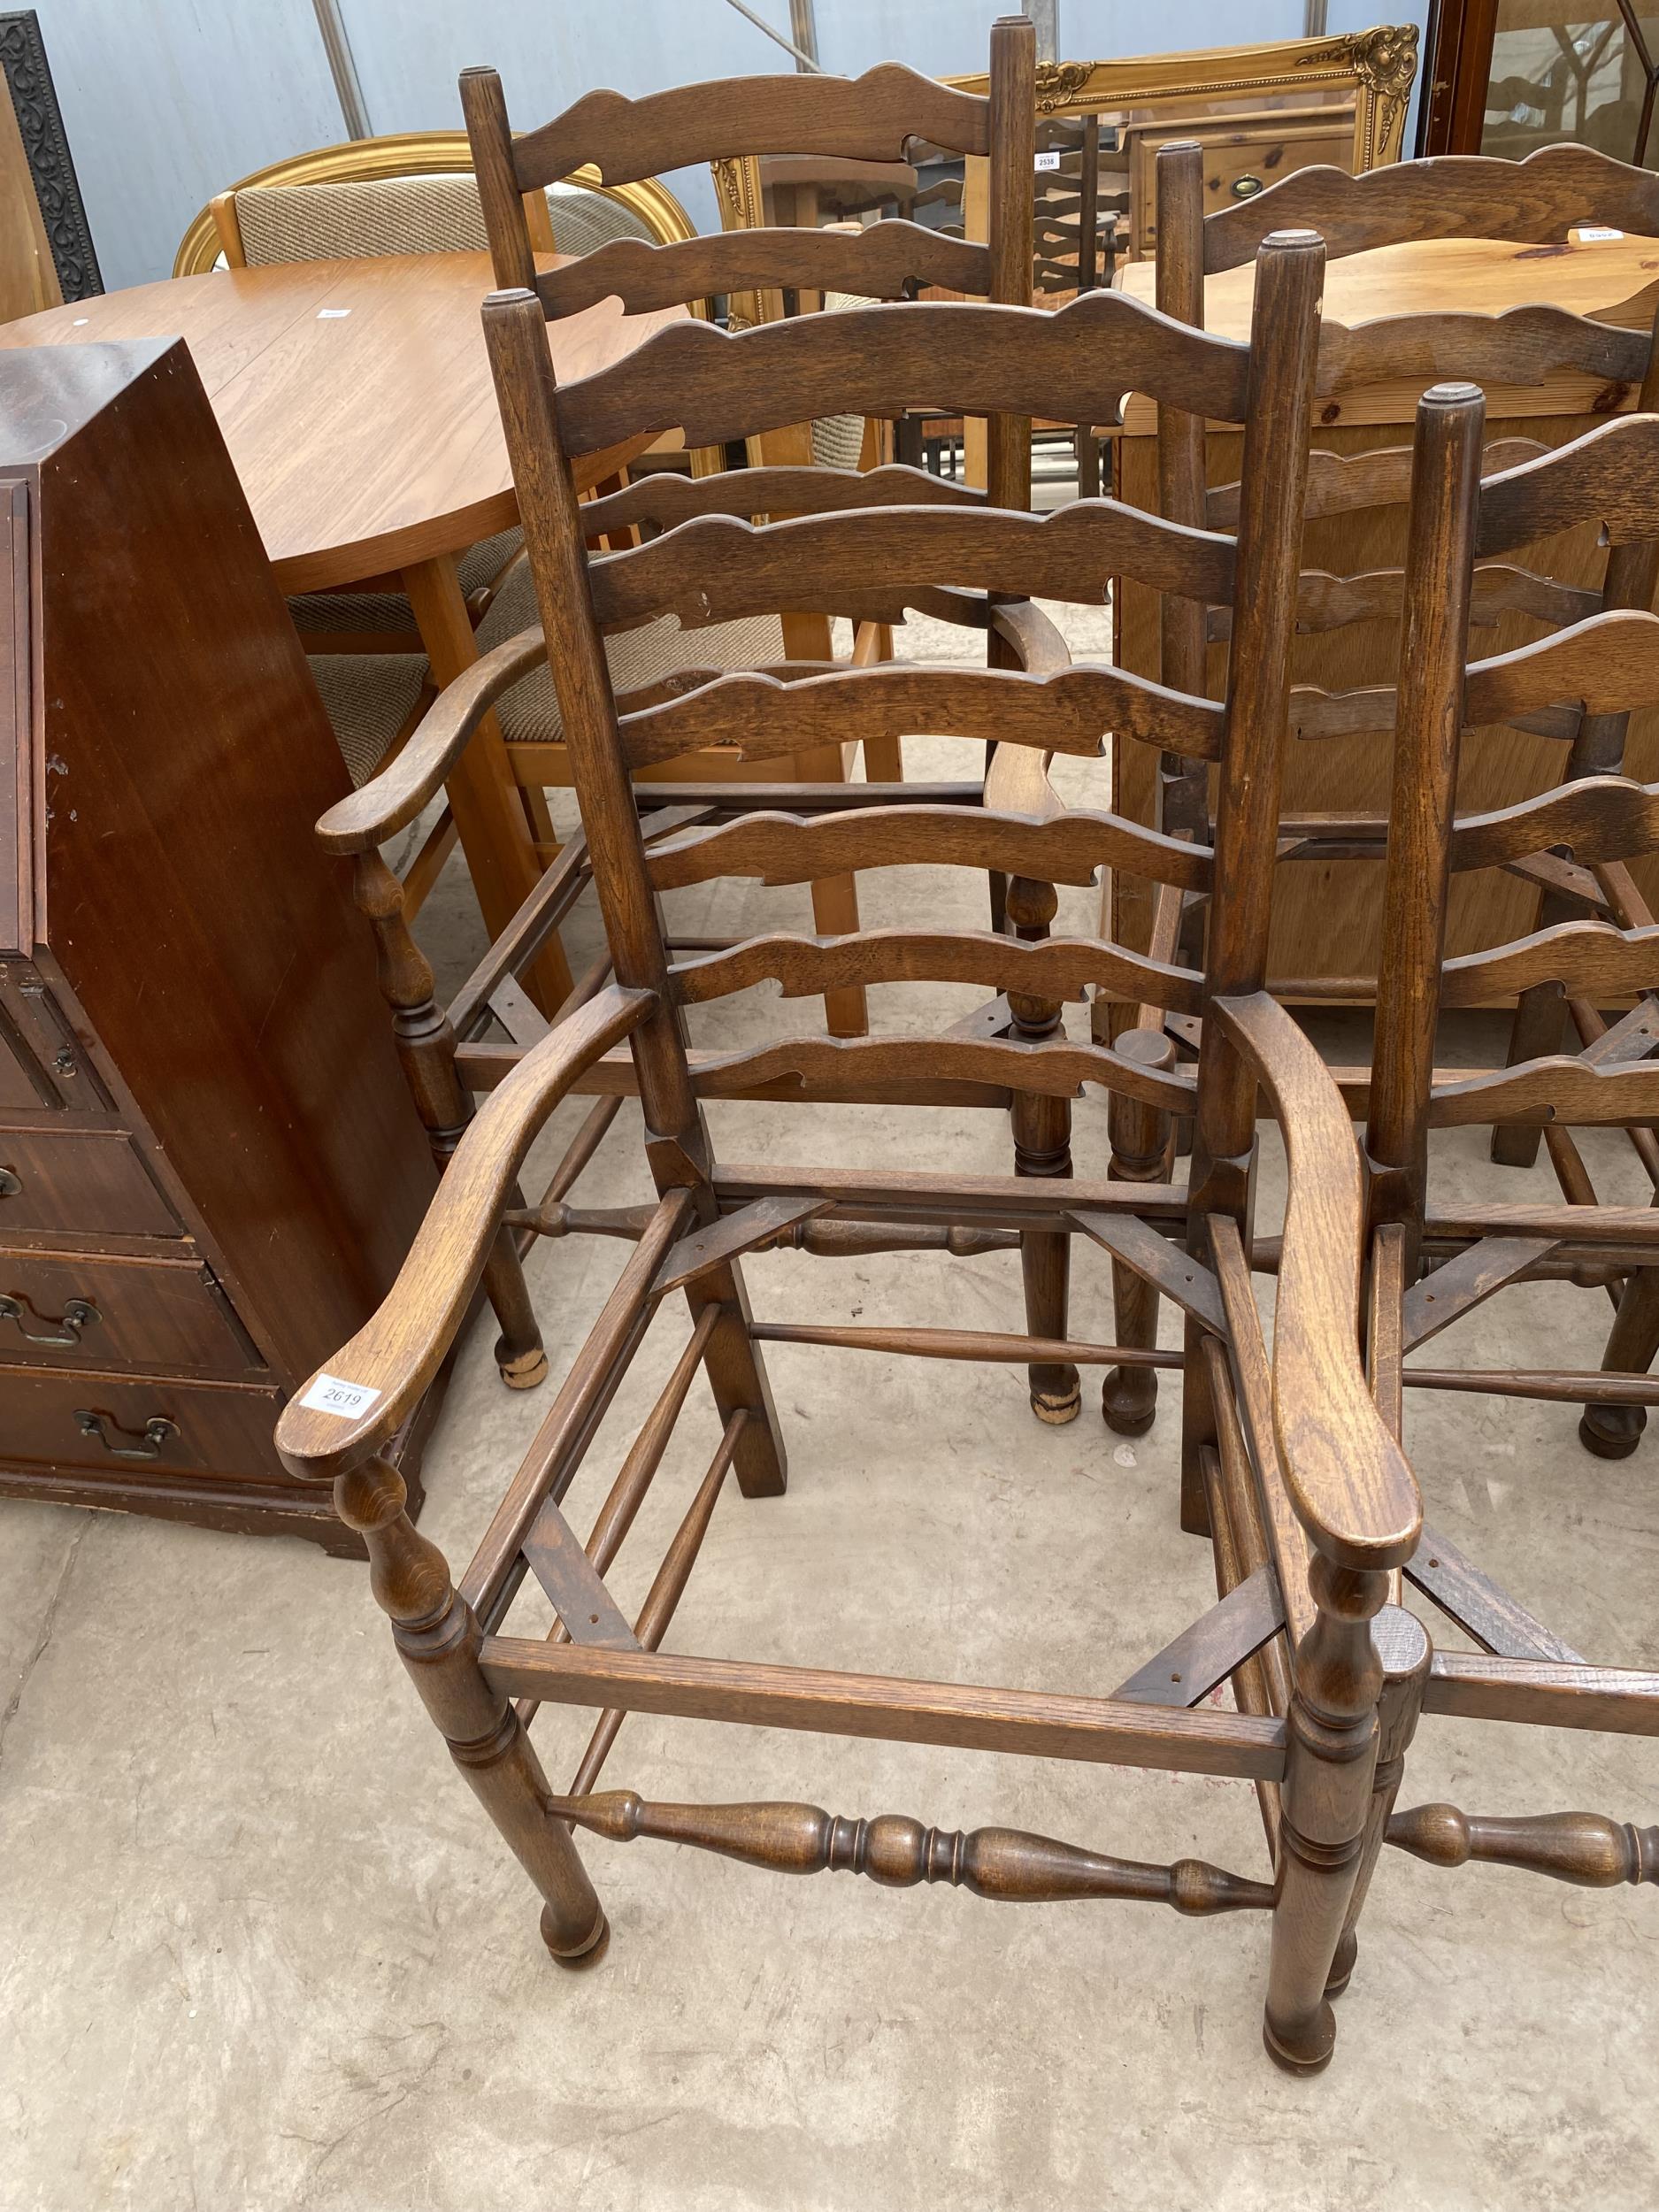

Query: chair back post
480,287,696,1134
462,65,540,291
1151,140,1211,870
985,13,1035,512
1365,382,1486,1260
1190,228,1325,1220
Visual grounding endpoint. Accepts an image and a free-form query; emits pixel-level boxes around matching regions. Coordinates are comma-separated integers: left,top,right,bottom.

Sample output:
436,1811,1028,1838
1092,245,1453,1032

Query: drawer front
0,1363,288,1484
0,1126,182,1237
0,1248,260,1375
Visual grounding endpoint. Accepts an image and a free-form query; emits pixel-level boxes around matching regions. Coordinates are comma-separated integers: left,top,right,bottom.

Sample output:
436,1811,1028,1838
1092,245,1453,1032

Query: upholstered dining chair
173,130,699,842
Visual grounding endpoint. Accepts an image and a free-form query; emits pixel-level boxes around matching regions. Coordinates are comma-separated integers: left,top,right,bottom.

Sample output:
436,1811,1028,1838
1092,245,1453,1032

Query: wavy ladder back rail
1135,134,1659,1155
457,19,1037,1044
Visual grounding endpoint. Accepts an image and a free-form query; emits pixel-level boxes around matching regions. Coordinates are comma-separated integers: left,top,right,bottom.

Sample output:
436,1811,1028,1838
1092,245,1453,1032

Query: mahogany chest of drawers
0,336,436,1553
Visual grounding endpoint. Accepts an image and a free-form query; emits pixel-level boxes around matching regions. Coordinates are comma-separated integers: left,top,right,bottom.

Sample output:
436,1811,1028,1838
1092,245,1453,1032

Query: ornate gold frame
949,25,1418,173
173,130,696,275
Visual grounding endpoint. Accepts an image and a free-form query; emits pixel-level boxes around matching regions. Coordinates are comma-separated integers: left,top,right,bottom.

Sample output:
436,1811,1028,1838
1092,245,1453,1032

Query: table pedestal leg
403,552,573,1012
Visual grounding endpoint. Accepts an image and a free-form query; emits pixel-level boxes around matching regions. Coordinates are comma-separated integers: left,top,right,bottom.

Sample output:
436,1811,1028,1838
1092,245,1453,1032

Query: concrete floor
4,588,1657,2210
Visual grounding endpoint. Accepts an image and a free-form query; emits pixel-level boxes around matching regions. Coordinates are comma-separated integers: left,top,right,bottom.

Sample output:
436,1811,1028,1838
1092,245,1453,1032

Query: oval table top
0,251,687,592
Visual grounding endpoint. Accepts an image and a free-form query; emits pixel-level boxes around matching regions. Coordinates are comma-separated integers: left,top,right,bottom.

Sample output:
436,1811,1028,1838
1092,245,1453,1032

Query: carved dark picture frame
0,10,100,301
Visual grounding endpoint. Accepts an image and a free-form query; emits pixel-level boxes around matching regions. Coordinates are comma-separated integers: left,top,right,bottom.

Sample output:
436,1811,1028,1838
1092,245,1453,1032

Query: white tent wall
23,0,1431,295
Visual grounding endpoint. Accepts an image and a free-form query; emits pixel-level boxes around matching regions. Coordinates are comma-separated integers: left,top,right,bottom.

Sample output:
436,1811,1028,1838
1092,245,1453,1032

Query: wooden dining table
1110,227,1659,991
0,252,686,995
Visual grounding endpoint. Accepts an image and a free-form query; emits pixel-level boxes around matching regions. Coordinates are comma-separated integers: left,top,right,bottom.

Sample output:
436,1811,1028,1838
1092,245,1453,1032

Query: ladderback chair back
1141,139,1659,1114
461,22,1036,505
1369,391,1659,1446
273,227,1491,2078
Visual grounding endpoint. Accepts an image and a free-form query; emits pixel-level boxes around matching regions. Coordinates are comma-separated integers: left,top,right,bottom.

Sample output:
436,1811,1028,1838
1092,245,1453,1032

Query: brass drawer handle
0,1167,19,1197
1230,174,1264,200
1,1293,100,1348
74,1409,178,1460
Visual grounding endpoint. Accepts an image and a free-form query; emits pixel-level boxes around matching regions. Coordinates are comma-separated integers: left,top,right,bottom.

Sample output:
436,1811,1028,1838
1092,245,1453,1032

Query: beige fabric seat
473,559,786,747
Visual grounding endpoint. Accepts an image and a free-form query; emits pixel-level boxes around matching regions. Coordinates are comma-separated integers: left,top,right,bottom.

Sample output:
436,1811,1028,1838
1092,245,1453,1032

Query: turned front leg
1264,1554,1387,2075
1006,872,1079,1425
352,849,546,1388
1102,1029,1177,1435
1325,1605,1431,2001
335,1454,606,1966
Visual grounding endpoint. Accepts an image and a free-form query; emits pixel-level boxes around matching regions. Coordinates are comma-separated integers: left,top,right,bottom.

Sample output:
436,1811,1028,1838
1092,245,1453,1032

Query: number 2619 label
299,1372,381,1418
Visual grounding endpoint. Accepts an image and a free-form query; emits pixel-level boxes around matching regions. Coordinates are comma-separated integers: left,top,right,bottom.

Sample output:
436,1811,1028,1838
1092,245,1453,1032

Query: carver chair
1200,383,1659,2026
1099,140,1659,1438
458,25,1037,1037
278,234,1438,2077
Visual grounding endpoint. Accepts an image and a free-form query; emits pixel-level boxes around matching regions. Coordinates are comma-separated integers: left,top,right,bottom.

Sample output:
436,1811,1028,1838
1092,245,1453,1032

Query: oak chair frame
458,26,1039,1042
1289,384,1659,1977
1102,139,1659,1444
271,239,1459,2074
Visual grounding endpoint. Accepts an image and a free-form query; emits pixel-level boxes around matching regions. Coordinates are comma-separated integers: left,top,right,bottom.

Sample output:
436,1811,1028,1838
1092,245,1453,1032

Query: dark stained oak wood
479,1640,1289,1779
1424,1656,1659,1733
645,803,1212,895
670,929,1204,1017
536,222,990,320
508,64,995,191
554,294,1252,459
1313,305,1648,401
1386,1802,1657,1888
542,1787,1275,1910
585,461,987,541
619,662,1220,770
1476,411,1659,557
1202,142,1659,273
588,500,1236,631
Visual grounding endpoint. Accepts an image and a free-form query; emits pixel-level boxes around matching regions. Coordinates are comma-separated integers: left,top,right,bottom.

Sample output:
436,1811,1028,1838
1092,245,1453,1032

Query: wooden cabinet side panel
25,341,434,1380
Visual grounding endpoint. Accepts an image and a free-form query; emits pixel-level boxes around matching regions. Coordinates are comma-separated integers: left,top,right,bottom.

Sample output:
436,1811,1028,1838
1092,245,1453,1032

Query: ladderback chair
457,27,1038,1036
1097,135,1657,1439
1148,142,1659,1124
273,238,1455,2079
1233,383,1659,1991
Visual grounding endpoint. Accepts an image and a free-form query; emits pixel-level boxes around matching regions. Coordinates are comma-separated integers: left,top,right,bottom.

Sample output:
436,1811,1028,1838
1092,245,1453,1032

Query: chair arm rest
1210,990,1423,1571
315,624,548,856
275,984,654,1481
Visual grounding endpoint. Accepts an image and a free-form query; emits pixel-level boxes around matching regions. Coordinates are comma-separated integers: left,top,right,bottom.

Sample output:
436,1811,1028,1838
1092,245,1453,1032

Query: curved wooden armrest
988,599,1071,676
315,624,548,856
275,985,655,1480
1210,991,1422,1572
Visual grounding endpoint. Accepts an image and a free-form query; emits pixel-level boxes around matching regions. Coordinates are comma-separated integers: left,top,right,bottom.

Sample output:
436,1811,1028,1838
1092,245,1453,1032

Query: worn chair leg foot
1102,1379,1156,1436
541,1900,611,1970
1263,2005,1337,2077
1324,1928,1358,1998
497,1340,550,1390
1579,1404,1646,1459
1032,1379,1082,1425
